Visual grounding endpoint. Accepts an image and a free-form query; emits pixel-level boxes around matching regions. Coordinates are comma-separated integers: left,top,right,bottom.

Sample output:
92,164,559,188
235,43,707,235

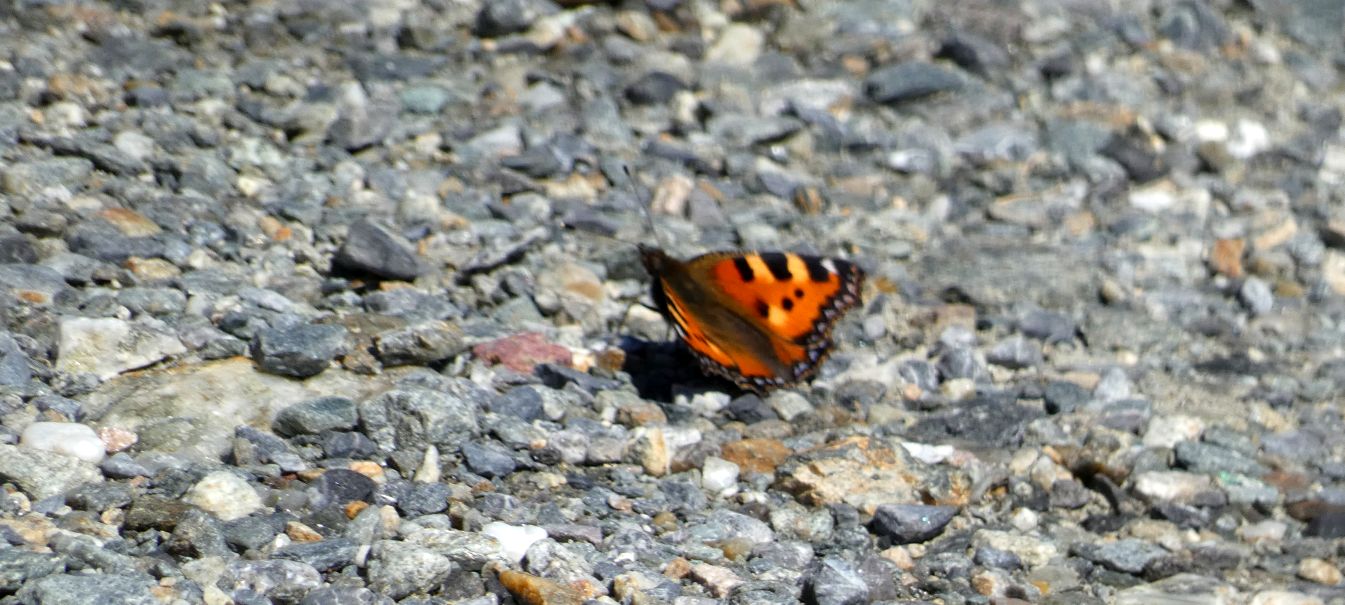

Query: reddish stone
472,332,572,374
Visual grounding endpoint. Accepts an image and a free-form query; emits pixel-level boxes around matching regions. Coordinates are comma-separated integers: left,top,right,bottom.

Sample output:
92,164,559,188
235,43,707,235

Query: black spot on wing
732,257,755,282
804,256,832,282
755,299,770,318
781,297,794,311
760,253,793,281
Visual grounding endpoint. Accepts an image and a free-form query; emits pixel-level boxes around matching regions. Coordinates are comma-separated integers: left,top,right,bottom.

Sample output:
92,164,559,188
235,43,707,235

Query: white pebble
768,391,812,421
480,522,546,564
1240,519,1288,544
1228,119,1270,159
1249,590,1324,605
20,422,106,463
113,131,156,161
701,456,740,494
1133,471,1212,504
687,391,730,416
901,442,955,465
1128,181,1178,213
183,470,262,521
1009,507,1039,532
1142,415,1205,448
1193,119,1229,142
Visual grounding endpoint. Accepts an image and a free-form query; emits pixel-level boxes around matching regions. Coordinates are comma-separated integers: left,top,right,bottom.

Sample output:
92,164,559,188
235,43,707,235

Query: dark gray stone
626,71,688,105
178,153,237,196
373,321,467,366
898,360,939,392
460,440,518,479
1100,131,1168,183
936,347,987,381
1050,479,1092,509
307,468,377,508
1239,277,1274,315
501,145,567,179
1158,0,1231,50
16,572,158,605
43,136,148,176
937,32,1010,76
32,394,80,419
0,234,36,264
0,550,65,594
491,386,546,422
1261,430,1325,462
48,532,140,574
219,559,323,603
274,537,359,571
0,333,31,387
167,508,232,558
117,287,187,317
124,495,198,531
224,515,287,551
2,157,94,196
273,396,359,436
65,482,134,512
363,288,459,321
1073,539,1168,575
864,62,965,104
87,33,188,77
974,546,1022,570
347,53,446,82
251,323,348,378
100,453,153,479
1097,399,1153,433
65,222,164,263
322,431,380,459
398,481,451,515
367,540,453,600
334,219,425,281
954,123,1039,165
300,586,395,605
475,0,559,37
803,556,868,605
361,385,482,452
1043,381,1089,414
725,393,777,424
327,96,397,151
987,336,1043,370
1175,441,1268,476
1019,309,1077,344
0,264,68,306
868,504,958,544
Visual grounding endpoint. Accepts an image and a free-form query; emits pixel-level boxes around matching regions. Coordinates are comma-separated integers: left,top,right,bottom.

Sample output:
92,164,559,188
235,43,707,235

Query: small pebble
20,422,105,463
701,456,740,494
182,471,263,521
1297,557,1342,586
481,522,547,564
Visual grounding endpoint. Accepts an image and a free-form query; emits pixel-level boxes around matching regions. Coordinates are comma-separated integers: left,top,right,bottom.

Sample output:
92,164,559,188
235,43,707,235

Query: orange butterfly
639,244,865,393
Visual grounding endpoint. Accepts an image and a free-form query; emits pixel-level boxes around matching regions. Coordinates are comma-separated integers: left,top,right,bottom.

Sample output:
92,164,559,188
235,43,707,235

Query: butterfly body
639,244,864,392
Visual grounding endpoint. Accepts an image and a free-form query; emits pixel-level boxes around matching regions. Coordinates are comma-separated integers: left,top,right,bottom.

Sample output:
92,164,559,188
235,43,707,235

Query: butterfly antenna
621,164,668,252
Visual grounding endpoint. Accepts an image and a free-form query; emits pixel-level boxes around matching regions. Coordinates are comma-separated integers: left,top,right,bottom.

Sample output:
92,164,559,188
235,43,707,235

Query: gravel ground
2,0,1345,604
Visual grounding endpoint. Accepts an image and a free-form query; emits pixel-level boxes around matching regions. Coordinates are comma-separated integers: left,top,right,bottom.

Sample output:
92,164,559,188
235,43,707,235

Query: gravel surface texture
2,1,1345,604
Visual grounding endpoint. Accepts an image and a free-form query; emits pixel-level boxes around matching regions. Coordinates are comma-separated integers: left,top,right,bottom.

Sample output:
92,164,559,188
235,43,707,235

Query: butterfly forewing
700,252,863,345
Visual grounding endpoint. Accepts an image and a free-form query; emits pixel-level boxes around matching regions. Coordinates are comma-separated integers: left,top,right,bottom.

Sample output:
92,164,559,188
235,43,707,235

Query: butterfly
639,244,865,393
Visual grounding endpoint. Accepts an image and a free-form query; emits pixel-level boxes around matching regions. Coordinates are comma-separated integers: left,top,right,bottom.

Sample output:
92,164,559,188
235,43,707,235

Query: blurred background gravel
1,0,1345,603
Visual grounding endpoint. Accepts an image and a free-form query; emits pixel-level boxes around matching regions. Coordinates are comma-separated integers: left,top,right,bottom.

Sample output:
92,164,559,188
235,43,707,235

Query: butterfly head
637,244,673,274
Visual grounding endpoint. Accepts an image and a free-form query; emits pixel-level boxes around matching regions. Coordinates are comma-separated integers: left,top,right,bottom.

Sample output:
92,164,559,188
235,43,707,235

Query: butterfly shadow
615,336,744,403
